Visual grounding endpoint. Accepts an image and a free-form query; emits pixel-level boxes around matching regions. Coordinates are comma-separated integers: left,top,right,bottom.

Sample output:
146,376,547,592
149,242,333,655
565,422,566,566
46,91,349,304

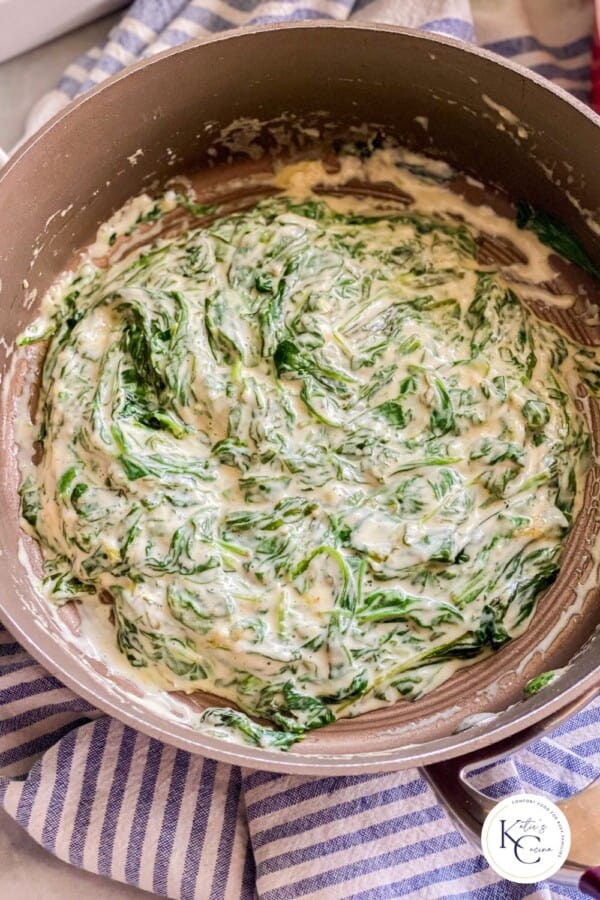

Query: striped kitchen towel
1,626,599,899
593,0,600,110
21,0,595,139
2,2,600,899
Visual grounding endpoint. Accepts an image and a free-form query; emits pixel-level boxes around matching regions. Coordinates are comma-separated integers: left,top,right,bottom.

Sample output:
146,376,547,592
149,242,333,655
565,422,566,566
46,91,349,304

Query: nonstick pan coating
0,23,599,774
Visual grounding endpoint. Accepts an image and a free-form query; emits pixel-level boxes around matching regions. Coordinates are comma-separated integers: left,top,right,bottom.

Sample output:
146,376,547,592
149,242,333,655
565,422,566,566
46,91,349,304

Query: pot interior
1,24,599,772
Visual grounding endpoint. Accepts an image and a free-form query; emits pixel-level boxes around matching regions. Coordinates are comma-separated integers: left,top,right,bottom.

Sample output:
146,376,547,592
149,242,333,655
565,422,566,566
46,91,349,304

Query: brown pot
0,23,598,889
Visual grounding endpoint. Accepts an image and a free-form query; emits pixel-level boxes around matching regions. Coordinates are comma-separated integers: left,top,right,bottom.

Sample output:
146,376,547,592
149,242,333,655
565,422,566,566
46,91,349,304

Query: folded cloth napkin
21,0,596,138
2,3,599,899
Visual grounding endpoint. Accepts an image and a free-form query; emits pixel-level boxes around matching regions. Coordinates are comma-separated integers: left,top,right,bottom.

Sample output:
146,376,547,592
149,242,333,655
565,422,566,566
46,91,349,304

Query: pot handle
419,688,600,894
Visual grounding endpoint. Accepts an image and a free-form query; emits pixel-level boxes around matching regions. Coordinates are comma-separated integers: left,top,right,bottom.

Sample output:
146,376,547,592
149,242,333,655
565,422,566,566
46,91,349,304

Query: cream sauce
16,148,600,749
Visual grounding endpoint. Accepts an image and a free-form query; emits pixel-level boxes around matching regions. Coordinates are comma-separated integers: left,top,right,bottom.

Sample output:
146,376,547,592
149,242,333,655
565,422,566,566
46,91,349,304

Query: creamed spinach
18,153,600,749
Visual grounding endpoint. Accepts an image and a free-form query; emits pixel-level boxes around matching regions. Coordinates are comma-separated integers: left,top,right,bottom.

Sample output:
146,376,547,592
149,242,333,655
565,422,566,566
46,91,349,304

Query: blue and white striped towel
22,0,595,135
3,2,599,899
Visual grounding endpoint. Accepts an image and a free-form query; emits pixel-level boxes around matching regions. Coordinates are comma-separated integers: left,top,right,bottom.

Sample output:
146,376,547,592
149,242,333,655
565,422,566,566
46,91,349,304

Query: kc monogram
481,794,570,883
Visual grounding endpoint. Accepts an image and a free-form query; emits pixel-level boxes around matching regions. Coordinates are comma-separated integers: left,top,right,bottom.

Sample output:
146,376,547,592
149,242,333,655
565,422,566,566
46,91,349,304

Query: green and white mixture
18,151,600,749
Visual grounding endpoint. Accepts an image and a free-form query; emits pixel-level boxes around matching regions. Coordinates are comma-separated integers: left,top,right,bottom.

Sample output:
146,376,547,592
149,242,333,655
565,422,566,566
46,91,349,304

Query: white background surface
0,13,157,898
0,11,120,150
0,0,127,64
1,807,154,898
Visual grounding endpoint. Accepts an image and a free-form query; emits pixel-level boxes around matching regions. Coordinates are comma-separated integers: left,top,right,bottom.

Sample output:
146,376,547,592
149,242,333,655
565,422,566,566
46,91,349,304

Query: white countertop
0,16,157,898
0,807,154,898
0,11,120,150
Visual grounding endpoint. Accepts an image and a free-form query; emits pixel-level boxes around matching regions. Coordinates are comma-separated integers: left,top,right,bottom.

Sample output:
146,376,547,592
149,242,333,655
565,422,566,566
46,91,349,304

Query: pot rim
3,20,600,185
1,21,599,774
